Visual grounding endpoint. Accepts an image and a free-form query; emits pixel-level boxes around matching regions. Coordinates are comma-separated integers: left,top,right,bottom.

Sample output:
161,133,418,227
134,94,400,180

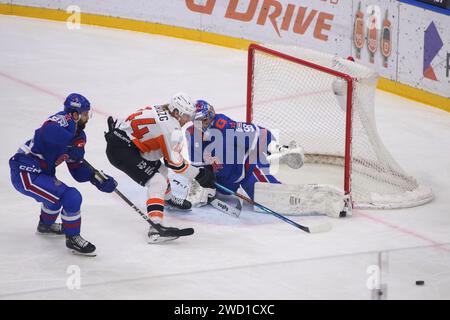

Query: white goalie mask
168,92,196,119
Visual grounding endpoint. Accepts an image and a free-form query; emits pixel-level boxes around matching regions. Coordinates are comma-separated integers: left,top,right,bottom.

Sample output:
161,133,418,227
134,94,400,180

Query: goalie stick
208,195,325,218
186,178,242,217
84,160,194,238
215,183,332,234
208,197,242,218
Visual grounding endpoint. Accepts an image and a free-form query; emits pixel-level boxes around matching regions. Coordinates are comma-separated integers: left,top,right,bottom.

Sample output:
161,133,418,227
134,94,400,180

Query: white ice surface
0,15,450,300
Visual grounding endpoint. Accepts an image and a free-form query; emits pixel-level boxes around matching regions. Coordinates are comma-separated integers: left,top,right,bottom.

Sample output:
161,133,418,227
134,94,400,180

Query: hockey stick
214,183,331,234
208,197,241,218
84,160,194,237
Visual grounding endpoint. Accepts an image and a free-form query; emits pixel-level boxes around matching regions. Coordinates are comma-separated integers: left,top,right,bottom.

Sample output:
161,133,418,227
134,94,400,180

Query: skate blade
147,234,179,244
36,231,65,237
69,249,97,257
164,206,192,212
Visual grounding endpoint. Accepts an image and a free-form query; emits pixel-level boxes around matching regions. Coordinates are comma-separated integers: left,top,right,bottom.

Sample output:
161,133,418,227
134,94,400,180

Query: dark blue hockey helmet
194,100,215,121
64,93,91,115
194,100,216,132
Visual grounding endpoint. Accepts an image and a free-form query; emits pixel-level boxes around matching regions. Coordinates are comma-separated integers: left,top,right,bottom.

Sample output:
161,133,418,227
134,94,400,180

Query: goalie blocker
254,182,351,218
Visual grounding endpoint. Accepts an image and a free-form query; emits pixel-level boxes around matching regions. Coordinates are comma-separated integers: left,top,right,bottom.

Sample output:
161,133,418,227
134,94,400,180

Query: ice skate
37,220,64,236
66,234,96,257
165,195,192,211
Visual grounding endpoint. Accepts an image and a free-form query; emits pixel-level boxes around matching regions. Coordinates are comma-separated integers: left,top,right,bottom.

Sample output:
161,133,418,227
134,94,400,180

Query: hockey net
247,44,433,209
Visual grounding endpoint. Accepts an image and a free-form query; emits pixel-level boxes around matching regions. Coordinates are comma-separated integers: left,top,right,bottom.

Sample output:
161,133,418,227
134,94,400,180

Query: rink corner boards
1,3,449,113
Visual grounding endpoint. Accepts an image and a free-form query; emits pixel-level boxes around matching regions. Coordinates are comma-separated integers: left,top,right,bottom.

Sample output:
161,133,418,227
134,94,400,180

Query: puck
415,280,425,286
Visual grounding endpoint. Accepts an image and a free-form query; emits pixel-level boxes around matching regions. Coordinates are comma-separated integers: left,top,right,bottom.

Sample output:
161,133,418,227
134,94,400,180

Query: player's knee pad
43,202,62,212
145,172,167,200
60,187,82,213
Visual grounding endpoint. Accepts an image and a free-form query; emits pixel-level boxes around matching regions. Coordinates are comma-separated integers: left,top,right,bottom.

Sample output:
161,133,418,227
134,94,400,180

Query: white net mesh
249,44,433,209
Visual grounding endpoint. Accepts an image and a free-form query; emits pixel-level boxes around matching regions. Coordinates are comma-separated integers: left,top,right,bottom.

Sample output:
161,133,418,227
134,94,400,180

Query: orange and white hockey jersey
118,105,199,179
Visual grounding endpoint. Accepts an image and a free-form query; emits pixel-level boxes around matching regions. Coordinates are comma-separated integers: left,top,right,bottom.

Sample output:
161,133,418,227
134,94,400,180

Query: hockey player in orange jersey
104,93,215,243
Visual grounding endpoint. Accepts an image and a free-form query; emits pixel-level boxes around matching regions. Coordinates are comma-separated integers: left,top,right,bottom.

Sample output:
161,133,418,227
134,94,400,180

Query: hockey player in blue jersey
9,93,117,256
184,100,349,218
186,100,304,203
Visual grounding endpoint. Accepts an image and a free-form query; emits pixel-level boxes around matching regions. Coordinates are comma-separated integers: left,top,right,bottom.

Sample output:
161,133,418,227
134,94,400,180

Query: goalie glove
194,165,216,189
267,140,305,169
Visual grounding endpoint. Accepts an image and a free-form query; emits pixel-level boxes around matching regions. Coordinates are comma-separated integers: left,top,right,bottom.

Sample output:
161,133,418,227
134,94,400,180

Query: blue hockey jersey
185,113,273,184
14,111,93,181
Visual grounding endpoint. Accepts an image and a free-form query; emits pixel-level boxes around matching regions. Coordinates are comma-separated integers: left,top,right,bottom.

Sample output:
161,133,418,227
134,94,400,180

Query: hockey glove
67,140,86,162
67,130,88,162
104,116,117,141
108,116,117,132
195,165,216,189
104,116,133,148
90,172,117,193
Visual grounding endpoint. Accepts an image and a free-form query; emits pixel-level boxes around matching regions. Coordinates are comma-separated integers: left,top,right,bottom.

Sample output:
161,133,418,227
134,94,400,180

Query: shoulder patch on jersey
236,122,255,132
46,114,70,127
213,117,228,129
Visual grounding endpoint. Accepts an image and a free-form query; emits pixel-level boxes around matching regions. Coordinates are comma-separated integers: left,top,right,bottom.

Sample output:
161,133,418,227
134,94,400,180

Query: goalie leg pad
240,166,281,200
254,182,347,218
